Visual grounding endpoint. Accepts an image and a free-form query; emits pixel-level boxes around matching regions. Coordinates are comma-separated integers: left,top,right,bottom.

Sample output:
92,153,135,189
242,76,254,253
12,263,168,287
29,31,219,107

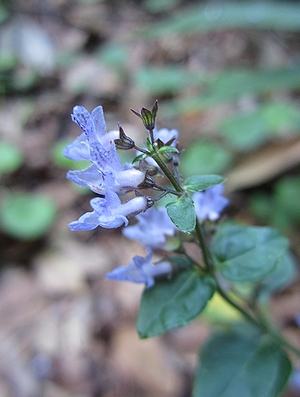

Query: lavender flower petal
105,249,173,288
63,132,90,161
193,184,229,222
67,165,105,194
154,127,178,145
122,206,176,249
69,190,148,230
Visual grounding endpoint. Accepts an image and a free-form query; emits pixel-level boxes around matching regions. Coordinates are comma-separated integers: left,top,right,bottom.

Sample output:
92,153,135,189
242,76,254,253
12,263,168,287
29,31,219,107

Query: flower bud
114,124,135,150
138,174,155,189
131,100,159,131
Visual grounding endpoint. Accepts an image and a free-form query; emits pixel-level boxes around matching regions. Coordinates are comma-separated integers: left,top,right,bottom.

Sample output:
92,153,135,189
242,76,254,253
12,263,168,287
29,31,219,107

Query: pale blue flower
64,106,119,161
67,165,105,194
64,105,145,194
193,184,229,221
69,189,148,230
105,249,173,289
122,206,176,249
154,127,178,145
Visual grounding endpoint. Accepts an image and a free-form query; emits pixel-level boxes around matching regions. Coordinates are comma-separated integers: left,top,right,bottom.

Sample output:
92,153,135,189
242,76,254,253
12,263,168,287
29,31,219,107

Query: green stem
216,283,260,327
195,220,214,273
148,128,155,145
216,280,300,358
152,152,183,193
256,303,300,358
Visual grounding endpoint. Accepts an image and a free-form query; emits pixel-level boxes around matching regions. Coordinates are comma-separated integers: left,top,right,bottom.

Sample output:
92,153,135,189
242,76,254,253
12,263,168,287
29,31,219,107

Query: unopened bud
138,174,155,189
146,196,155,209
131,100,159,131
114,124,135,149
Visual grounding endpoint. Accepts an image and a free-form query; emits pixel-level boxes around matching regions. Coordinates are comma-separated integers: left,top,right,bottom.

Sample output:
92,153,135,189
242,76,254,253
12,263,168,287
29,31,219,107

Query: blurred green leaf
220,101,300,151
139,2,300,39
12,68,39,92
180,140,232,177
0,193,57,240
137,270,215,338
273,177,300,224
135,66,204,95
0,4,9,24
143,0,180,13
249,192,273,223
261,101,300,132
259,253,296,298
220,109,269,151
193,330,292,397
0,141,23,175
98,43,128,70
0,53,17,71
249,177,300,230
212,223,288,282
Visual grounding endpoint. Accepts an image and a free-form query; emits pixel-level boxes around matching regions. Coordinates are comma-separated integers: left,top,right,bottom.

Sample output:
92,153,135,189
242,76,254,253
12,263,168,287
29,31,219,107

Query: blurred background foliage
1,0,300,395
1,0,300,239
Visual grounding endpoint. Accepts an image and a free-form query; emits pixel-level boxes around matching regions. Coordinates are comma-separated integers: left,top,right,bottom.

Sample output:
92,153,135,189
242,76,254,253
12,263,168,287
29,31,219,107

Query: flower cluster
65,103,229,289
64,105,149,230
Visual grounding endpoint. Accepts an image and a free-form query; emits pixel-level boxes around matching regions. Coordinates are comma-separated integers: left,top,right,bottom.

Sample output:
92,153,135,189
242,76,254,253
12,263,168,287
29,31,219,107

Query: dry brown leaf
225,138,300,191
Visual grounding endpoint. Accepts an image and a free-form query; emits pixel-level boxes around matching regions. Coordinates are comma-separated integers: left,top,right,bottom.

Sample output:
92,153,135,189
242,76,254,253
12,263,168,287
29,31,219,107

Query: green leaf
261,101,300,132
219,109,270,151
166,196,196,233
132,153,147,164
194,332,291,396
0,193,57,240
193,331,292,397
0,141,23,175
259,253,296,298
146,137,153,151
184,174,226,192
211,223,289,282
180,140,232,177
157,145,179,154
219,101,300,151
137,270,215,338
